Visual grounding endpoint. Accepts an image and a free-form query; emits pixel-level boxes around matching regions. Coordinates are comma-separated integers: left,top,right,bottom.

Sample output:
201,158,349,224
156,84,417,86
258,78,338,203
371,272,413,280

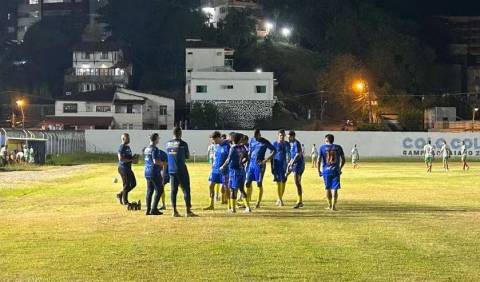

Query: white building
186,42,275,128
44,88,175,130
201,0,259,26
64,41,132,95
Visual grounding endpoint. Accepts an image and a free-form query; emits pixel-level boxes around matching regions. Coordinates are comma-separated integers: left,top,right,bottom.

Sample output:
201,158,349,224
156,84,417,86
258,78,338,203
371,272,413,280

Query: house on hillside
43,88,174,130
185,40,275,128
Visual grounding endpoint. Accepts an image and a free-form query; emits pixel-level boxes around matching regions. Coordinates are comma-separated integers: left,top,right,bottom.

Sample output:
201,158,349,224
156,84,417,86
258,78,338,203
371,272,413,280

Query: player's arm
290,142,303,165
263,139,277,164
220,147,233,170
339,147,346,172
184,142,190,160
317,148,323,175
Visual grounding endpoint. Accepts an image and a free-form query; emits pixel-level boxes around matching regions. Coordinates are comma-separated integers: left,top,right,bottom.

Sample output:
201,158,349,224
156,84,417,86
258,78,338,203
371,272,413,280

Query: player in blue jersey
143,133,167,216
116,133,137,206
166,127,197,218
245,129,276,209
159,149,170,210
220,133,252,213
272,129,290,207
318,134,346,211
287,131,305,209
204,131,231,211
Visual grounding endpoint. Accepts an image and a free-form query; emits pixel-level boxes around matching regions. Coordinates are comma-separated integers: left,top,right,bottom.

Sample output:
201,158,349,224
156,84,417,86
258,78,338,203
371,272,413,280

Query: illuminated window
159,106,167,116
96,106,111,113
63,103,78,113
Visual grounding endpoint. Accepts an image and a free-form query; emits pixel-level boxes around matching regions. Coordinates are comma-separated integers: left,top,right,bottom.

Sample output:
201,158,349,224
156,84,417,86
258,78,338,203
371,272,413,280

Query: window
101,52,109,60
63,103,78,113
187,52,193,55
256,85,267,94
127,104,133,114
221,85,234,90
216,52,223,56
96,106,111,112
196,85,208,93
159,105,167,116
81,52,90,60
122,124,134,130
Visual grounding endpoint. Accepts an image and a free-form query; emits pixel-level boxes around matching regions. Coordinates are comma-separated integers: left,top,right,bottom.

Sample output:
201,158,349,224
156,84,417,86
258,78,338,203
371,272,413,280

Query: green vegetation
1,162,479,281
46,153,116,166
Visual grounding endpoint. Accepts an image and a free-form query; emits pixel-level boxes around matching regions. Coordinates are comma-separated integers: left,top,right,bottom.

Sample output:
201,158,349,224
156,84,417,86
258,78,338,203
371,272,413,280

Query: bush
356,123,389,131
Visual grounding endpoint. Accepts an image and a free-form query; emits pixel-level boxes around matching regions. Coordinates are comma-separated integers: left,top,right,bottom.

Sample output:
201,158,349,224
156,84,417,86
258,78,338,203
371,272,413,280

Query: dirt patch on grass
0,165,92,189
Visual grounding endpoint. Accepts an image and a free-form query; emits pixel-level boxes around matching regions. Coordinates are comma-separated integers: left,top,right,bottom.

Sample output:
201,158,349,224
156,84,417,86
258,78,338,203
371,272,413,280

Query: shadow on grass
206,200,479,219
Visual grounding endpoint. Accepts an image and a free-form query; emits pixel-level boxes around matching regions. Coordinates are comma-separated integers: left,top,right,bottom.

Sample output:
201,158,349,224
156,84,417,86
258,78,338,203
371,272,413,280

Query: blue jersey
212,140,230,171
144,145,166,178
273,141,290,163
118,144,133,169
166,139,190,174
227,145,248,171
289,139,304,165
319,144,345,176
249,137,276,162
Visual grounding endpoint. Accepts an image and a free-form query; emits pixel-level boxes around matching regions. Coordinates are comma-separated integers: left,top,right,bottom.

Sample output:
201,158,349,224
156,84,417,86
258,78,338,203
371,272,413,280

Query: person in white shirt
460,141,470,171
0,145,7,166
351,144,360,169
439,140,451,172
423,140,435,173
311,144,318,168
207,142,215,167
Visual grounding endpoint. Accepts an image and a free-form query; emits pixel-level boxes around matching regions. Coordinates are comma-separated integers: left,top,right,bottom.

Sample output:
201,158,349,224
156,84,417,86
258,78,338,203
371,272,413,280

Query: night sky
373,0,480,18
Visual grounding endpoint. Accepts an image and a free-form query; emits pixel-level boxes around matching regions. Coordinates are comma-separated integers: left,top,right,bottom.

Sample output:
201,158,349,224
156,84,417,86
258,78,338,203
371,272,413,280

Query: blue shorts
246,162,265,183
209,168,228,184
229,169,245,190
272,160,288,182
291,162,305,175
323,174,341,190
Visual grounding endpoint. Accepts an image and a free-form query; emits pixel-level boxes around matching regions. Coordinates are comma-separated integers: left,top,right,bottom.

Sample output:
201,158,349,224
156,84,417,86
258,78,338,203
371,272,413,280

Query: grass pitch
1,161,480,281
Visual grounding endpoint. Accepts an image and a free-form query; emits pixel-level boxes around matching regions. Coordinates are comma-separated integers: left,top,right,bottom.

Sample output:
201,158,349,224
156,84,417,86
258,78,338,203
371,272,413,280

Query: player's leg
293,173,304,209
204,181,216,210
326,189,333,209
159,191,166,210
122,168,136,205
239,185,251,213
256,164,265,208
117,167,127,205
145,179,154,215
151,177,163,215
229,188,237,213
170,174,181,217
179,172,196,217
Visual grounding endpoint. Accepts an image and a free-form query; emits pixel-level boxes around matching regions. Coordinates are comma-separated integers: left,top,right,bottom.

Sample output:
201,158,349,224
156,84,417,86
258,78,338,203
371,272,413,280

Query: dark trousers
170,170,191,210
118,166,137,203
146,176,164,211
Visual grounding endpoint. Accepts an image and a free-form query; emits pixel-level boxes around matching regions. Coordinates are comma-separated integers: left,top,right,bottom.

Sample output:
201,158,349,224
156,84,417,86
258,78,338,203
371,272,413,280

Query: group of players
423,140,472,173
115,127,346,217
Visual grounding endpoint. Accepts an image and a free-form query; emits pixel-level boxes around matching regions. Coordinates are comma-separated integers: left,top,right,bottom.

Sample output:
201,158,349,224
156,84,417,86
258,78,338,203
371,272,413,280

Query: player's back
229,145,247,171
166,138,189,174
289,139,304,163
213,141,230,169
319,144,344,175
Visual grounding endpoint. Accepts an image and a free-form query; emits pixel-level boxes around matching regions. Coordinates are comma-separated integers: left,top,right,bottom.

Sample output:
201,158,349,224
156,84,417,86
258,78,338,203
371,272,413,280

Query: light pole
353,80,373,123
472,107,479,131
16,99,25,129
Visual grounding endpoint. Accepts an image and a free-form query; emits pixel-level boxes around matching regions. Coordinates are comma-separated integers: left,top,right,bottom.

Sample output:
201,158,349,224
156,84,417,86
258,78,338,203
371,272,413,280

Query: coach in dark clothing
117,133,137,205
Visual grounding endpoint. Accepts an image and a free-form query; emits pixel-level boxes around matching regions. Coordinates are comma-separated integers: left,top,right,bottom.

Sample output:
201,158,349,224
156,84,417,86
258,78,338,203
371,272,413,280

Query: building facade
44,88,175,130
186,42,275,128
0,0,18,43
64,41,132,96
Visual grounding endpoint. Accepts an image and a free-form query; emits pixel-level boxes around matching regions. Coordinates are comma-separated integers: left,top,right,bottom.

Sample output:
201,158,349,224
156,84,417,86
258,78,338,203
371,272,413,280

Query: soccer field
1,162,480,281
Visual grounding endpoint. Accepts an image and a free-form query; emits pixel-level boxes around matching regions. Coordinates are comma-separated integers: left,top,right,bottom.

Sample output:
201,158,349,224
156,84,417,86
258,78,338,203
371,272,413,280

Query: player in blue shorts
166,127,197,218
246,129,276,209
272,129,290,207
318,134,345,211
220,133,251,213
159,150,169,210
204,131,231,211
287,130,305,209
143,133,167,216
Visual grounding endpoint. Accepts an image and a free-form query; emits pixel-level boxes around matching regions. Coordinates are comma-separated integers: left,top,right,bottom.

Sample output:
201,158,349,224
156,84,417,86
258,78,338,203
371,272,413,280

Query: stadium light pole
16,99,25,129
472,107,479,131
353,80,373,123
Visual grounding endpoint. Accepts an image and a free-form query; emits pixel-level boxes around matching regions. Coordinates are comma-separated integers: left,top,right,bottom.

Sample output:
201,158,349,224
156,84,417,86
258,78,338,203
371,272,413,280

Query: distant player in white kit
423,140,435,173
439,140,451,172
351,144,359,169
311,144,318,168
460,141,470,171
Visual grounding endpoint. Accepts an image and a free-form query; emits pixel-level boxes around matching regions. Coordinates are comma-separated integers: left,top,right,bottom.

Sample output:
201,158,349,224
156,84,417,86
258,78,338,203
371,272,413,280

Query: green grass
46,152,117,165
1,162,480,281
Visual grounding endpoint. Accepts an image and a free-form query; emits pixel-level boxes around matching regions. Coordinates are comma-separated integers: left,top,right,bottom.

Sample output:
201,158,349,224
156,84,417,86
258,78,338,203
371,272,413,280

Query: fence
0,129,86,155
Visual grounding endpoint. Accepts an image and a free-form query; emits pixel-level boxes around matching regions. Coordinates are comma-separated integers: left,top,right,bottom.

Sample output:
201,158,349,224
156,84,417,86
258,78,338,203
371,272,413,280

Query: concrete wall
85,130,480,158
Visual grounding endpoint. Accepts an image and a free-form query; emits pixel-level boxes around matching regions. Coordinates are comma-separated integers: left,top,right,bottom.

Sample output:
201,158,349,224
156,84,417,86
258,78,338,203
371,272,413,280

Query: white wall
85,130,480,158
189,72,274,101
186,48,227,72
55,101,114,117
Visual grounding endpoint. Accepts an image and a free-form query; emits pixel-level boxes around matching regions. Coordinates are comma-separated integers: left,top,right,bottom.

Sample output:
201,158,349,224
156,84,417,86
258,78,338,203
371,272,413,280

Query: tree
189,102,222,130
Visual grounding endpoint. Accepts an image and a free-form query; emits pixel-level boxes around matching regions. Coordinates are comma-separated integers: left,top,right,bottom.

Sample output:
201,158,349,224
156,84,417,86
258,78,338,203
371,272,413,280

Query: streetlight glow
16,99,24,107
265,21,274,33
353,80,367,93
256,68,263,73
281,27,292,37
